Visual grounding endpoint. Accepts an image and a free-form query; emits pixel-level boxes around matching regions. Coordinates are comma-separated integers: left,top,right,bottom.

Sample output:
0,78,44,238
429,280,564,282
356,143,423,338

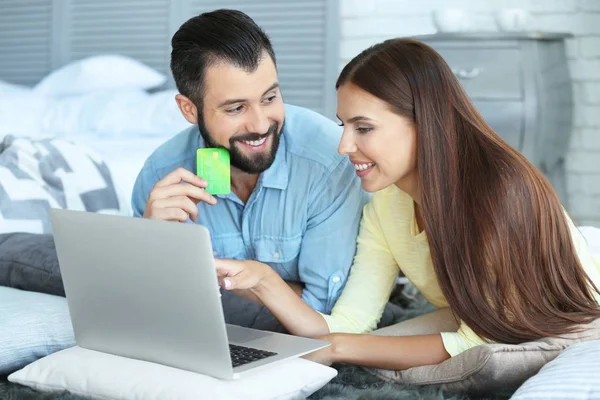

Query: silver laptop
49,208,329,380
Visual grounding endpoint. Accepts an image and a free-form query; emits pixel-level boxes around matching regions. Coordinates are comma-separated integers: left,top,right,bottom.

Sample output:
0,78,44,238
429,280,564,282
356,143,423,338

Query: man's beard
198,119,281,174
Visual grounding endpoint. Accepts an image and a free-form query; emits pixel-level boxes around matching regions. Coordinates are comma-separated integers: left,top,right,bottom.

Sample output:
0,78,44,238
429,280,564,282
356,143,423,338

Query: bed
0,55,193,230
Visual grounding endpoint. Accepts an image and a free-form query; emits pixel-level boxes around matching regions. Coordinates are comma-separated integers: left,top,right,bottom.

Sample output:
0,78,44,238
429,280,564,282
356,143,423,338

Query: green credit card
196,148,231,195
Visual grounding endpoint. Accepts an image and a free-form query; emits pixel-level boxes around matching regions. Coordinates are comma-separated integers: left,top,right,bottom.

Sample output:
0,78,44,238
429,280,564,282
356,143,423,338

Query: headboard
0,0,339,119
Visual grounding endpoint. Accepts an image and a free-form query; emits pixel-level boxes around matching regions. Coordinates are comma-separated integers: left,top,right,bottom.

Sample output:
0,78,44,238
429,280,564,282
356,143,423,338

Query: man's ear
175,94,199,125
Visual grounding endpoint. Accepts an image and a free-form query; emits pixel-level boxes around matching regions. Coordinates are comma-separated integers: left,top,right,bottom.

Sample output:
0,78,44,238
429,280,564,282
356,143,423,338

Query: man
131,9,368,331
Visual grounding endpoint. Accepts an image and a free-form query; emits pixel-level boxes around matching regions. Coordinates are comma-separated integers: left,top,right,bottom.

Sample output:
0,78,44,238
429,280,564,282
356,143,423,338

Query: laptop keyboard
229,344,278,368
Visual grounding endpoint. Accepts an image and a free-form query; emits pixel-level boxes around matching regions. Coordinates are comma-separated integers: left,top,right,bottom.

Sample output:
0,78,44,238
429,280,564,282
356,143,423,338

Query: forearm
251,269,330,337
231,281,303,307
230,289,264,306
329,333,451,370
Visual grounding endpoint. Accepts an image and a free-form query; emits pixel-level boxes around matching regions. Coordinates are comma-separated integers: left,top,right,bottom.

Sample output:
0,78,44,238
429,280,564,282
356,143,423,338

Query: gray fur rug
0,286,510,400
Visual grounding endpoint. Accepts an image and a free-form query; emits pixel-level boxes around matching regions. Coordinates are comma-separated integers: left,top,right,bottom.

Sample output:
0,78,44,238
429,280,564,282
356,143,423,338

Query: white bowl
495,9,529,32
432,9,468,33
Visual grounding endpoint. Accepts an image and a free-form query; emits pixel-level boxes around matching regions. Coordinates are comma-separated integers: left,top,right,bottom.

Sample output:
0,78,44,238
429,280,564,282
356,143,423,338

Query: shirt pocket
253,236,302,281
211,234,246,260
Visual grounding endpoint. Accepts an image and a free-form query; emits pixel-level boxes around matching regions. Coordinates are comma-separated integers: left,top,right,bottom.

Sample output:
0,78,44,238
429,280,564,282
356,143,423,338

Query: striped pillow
511,340,600,400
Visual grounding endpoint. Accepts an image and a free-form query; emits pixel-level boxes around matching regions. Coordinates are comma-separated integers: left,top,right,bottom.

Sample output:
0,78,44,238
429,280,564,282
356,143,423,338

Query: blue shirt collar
259,129,289,190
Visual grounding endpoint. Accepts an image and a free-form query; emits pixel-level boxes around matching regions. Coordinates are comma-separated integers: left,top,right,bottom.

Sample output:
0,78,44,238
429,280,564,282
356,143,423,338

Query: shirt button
273,251,280,259
332,276,341,283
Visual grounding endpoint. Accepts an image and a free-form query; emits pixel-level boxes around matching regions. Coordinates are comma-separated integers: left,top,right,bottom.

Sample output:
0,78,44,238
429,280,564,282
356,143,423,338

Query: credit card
196,148,231,195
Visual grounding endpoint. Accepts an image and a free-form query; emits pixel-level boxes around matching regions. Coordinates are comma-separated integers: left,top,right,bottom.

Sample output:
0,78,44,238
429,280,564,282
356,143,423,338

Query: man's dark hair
170,9,276,111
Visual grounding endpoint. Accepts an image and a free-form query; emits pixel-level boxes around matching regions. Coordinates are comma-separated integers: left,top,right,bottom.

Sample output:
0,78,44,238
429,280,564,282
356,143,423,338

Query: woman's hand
214,259,272,291
215,259,331,338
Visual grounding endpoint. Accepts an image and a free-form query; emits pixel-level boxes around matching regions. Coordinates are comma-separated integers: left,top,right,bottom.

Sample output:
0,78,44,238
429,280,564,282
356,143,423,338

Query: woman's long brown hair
337,38,600,344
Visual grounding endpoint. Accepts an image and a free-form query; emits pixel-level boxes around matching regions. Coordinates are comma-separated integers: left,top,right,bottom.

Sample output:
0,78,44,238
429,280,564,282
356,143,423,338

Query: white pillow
79,89,190,136
0,92,52,139
34,55,166,96
40,88,191,138
93,89,192,136
41,89,148,136
9,346,337,400
0,80,31,93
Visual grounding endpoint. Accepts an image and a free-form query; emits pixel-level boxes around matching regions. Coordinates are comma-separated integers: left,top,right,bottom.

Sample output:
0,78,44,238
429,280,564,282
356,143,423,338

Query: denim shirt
131,104,369,313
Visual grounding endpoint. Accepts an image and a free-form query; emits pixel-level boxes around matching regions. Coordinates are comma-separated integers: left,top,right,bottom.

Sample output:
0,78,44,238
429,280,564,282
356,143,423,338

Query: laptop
49,208,329,380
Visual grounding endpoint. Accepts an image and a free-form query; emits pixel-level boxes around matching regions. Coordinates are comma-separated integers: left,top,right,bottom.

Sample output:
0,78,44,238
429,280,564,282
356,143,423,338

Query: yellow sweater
320,185,600,356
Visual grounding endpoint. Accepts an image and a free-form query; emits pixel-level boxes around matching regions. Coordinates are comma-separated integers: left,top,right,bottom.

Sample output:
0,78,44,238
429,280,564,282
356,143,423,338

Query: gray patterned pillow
0,135,125,234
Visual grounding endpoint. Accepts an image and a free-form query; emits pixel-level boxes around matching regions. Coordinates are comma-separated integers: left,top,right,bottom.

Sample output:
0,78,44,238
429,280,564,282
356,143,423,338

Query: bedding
0,135,126,234
0,288,474,400
1,57,191,141
0,57,188,202
0,287,74,375
0,91,51,139
41,89,192,139
1,89,191,141
72,135,171,214
0,80,31,94
33,55,166,96
0,233,63,296
8,346,338,400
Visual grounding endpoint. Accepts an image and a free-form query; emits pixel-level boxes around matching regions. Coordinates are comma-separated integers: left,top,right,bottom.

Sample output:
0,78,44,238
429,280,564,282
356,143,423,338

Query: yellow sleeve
440,321,489,357
319,201,400,334
568,224,600,303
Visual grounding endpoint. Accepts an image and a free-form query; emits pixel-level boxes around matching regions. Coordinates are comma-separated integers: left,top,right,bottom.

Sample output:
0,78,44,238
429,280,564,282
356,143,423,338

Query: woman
215,38,600,370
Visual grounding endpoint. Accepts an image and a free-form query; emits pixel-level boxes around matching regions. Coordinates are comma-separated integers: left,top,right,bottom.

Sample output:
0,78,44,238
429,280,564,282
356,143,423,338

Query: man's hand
143,167,217,222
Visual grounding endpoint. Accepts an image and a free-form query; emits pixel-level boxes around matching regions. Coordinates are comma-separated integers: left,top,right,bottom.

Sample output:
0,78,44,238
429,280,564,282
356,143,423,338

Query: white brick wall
340,0,600,226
